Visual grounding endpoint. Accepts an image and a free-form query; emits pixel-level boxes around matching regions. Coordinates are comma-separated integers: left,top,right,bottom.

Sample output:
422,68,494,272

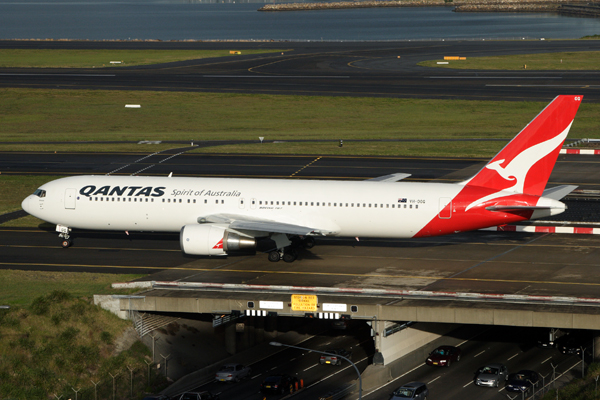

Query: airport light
269,341,362,399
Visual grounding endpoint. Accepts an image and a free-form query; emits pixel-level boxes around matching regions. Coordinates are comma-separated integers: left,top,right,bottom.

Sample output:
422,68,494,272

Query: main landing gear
267,235,315,263
56,224,72,248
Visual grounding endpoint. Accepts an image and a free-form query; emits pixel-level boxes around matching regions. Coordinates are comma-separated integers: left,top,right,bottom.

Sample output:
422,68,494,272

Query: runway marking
0,73,115,77
204,75,349,79
429,76,562,79
289,156,322,177
1,244,180,252
4,262,600,288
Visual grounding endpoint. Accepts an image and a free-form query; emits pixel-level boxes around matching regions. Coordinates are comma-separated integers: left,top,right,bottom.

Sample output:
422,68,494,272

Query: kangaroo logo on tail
462,95,582,211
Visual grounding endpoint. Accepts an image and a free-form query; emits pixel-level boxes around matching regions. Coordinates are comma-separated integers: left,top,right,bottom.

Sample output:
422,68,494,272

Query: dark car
506,370,539,393
260,374,299,394
177,391,219,400
474,363,508,388
319,348,352,366
557,332,592,356
391,382,429,399
426,345,461,367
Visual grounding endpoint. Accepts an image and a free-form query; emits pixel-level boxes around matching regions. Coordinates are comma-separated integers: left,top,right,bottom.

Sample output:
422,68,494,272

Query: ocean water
1,0,600,41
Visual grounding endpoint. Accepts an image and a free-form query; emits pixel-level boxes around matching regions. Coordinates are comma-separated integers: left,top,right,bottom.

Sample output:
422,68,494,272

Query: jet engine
180,224,256,256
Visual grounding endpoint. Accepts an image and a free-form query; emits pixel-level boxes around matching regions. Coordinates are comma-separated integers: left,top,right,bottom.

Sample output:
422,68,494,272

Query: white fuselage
22,175,463,238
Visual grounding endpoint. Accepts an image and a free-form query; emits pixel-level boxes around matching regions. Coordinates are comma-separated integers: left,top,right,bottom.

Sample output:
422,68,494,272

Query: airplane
21,95,583,263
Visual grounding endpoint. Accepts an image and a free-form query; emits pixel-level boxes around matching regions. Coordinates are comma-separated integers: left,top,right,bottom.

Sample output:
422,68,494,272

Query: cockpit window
33,189,46,198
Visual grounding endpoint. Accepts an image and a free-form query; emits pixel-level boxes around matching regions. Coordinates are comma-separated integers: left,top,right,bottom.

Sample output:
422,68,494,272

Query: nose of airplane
21,195,32,215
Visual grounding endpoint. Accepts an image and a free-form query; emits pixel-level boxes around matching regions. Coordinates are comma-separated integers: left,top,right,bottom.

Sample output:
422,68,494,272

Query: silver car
474,363,508,388
215,363,251,383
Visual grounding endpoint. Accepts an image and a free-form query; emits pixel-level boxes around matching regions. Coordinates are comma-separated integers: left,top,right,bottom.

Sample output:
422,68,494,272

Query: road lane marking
541,356,553,364
474,350,485,357
463,381,473,388
303,364,317,372
363,363,426,397
508,353,519,361
428,376,441,384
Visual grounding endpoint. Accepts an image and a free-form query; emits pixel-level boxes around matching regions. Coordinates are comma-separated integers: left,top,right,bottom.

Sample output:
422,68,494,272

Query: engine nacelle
180,224,256,256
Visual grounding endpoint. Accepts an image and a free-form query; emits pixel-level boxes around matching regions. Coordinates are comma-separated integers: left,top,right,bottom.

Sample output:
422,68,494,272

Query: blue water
1,0,600,41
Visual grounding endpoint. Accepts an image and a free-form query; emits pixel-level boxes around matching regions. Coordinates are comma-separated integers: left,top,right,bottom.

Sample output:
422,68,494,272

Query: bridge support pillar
594,335,600,361
225,321,236,355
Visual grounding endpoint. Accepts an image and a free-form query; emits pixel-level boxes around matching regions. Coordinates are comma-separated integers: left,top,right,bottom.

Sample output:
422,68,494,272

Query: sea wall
259,0,589,14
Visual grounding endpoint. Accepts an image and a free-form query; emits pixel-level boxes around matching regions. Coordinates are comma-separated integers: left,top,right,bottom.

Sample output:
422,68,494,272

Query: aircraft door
65,188,77,210
438,197,451,219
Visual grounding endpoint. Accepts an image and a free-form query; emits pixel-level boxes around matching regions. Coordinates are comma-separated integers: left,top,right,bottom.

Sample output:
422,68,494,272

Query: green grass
0,280,169,400
419,50,600,70
0,49,287,68
2,88,599,146
0,270,143,306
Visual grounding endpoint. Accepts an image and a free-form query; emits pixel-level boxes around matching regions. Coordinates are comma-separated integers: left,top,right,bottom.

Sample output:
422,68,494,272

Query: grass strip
0,49,286,68
419,50,600,70
2,88,599,146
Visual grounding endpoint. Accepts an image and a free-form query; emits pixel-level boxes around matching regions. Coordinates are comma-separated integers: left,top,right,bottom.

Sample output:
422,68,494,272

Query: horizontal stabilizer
542,185,578,200
367,173,411,182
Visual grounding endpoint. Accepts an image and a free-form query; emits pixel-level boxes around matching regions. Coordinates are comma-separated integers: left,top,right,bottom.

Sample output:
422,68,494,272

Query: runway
1,40,600,101
2,39,600,301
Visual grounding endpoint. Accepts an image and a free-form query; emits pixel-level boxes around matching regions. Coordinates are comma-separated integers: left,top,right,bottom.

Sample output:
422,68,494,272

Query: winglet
461,95,583,196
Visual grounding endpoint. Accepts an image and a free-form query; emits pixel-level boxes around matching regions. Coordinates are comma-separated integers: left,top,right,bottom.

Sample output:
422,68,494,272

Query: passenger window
204,199,207,204
311,202,314,206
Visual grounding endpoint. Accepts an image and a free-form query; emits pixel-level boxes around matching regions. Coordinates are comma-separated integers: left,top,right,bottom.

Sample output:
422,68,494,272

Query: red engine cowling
180,224,256,256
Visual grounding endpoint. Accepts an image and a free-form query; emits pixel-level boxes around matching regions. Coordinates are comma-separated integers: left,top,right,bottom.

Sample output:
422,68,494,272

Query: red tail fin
462,95,582,196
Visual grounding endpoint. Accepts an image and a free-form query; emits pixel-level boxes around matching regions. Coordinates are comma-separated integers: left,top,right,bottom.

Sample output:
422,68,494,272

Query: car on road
506,370,540,393
474,363,508,388
319,348,352,366
260,374,299,394
177,391,219,400
391,382,429,399
425,345,461,367
556,331,592,356
215,363,251,382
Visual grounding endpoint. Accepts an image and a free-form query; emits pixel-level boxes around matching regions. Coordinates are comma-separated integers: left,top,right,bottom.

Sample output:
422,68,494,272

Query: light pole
269,341,362,400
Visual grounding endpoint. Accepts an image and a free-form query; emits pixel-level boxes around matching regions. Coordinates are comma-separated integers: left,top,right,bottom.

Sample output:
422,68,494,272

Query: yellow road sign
291,294,318,312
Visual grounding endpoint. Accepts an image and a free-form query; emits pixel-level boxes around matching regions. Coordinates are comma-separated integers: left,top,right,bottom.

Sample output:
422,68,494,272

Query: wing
366,173,411,182
198,214,333,236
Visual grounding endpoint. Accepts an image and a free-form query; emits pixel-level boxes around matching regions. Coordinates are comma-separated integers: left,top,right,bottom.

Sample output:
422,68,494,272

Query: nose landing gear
56,224,72,248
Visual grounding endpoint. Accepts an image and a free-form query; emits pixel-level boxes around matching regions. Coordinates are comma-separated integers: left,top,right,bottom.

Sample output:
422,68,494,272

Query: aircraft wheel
61,239,72,248
282,250,297,263
303,236,315,249
268,251,281,262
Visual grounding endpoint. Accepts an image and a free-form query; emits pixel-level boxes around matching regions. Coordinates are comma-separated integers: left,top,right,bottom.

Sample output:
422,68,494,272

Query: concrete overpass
113,281,600,365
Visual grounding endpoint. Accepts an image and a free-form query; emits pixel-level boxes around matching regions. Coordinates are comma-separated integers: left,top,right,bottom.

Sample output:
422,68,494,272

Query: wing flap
198,213,330,236
367,173,411,182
